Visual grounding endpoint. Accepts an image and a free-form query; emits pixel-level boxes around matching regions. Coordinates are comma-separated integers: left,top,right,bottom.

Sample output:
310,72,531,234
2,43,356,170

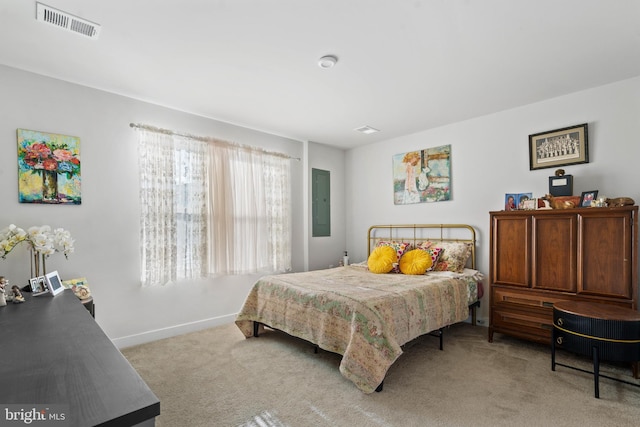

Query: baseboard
474,316,488,326
113,313,237,349
113,312,490,349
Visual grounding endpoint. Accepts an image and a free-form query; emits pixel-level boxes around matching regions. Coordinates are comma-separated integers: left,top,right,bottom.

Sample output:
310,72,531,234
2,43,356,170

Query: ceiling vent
354,125,380,135
36,2,101,39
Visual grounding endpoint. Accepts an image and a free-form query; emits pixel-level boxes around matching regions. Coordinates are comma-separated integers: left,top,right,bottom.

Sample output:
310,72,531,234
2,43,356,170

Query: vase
31,250,46,278
42,170,58,202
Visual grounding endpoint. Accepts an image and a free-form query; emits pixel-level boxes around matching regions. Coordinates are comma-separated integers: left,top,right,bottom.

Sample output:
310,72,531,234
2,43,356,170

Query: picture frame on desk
45,271,65,296
30,275,49,296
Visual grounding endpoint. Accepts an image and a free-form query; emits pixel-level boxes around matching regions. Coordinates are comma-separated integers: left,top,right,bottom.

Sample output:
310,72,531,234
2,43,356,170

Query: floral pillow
367,245,397,274
416,246,443,272
399,249,432,275
417,241,472,273
376,241,411,273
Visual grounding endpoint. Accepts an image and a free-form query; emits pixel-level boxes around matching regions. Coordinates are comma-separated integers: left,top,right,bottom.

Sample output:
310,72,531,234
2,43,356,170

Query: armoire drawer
492,287,570,310
492,306,553,337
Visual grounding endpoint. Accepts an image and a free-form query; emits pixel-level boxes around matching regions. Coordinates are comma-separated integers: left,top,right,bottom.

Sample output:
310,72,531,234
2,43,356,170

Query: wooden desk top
0,290,160,426
554,300,640,322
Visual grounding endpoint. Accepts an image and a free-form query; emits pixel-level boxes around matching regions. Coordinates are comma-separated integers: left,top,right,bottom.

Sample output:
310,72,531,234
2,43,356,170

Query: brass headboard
367,224,477,269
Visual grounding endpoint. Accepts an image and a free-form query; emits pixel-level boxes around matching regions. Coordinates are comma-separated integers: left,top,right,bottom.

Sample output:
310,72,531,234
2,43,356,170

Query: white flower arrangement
0,224,74,259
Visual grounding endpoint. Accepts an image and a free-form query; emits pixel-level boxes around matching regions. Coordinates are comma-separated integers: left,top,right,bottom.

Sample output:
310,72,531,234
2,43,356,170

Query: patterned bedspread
235,265,480,393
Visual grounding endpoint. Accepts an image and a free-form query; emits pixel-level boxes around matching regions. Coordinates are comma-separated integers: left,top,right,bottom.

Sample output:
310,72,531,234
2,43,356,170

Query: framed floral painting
17,128,81,204
393,144,451,205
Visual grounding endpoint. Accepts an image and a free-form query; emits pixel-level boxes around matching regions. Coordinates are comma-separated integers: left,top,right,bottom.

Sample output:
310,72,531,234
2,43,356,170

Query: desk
0,290,160,426
551,300,640,398
81,295,95,318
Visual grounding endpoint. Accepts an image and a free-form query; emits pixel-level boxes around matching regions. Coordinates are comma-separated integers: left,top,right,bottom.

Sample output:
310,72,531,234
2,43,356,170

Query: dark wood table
551,300,640,398
0,290,160,426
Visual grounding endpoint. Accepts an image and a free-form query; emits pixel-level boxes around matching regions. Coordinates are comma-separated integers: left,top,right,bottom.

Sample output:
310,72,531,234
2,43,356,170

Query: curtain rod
129,122,300,161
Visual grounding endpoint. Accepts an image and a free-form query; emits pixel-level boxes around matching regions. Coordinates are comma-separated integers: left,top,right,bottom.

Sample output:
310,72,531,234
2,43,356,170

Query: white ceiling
1,0,639,149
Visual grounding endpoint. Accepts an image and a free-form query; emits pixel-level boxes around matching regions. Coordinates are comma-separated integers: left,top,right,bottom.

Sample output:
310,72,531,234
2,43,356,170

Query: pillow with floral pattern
417,241,471,273
416,246,443,272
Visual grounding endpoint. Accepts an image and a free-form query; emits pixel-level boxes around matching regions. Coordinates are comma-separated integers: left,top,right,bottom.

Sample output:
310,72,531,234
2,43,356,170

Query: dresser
488,206,638,345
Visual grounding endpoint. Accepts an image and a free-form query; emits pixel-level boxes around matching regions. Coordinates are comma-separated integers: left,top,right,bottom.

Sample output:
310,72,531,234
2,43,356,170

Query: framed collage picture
29,276,48,296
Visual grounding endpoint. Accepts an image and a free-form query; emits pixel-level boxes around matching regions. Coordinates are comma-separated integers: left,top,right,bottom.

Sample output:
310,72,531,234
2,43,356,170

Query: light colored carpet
122,322,640,427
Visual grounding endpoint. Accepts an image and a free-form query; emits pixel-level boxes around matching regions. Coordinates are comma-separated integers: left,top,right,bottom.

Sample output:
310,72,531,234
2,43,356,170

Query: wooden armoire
489,205,638,344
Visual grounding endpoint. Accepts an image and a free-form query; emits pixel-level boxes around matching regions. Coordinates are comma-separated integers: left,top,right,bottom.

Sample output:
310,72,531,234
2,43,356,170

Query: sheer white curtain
138,130,208,287
137,125,291,285
208,143,291,275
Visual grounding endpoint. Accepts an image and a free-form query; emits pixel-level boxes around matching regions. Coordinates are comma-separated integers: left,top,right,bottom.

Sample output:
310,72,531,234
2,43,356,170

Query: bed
235,224,483,393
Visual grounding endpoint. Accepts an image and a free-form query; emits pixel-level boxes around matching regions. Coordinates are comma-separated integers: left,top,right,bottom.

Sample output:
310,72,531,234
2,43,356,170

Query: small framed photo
529,123,589,170
580,190,598,207
522,198,538,210
505,193,533,211
517,193,533,210
45,270,65,296
30,276,49,296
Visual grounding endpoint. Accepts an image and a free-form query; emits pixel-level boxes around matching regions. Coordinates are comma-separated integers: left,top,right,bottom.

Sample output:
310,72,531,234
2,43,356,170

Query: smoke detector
36,2,101,39
318,55,338,69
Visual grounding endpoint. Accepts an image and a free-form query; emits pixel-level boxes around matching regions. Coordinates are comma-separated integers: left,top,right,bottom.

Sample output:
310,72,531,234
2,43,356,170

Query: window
137,128,291,286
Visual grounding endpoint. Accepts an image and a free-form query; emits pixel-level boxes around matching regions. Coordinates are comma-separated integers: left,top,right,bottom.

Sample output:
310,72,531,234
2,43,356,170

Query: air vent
354,125,380,135
36,2,101,39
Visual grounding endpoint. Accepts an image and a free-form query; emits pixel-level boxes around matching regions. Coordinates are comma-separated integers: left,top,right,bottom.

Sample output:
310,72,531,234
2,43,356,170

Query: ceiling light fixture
318,55,338,69
354,125,380,135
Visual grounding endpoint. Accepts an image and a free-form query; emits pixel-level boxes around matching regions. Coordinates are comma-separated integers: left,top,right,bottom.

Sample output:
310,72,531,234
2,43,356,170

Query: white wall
306,141,347,271
3,62,638,344
0,65,310,347
345,76,640,324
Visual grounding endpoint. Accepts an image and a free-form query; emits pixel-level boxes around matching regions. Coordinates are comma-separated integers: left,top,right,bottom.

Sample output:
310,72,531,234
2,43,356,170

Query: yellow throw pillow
367,245,397,274
376,241,411,273
399,249,433,275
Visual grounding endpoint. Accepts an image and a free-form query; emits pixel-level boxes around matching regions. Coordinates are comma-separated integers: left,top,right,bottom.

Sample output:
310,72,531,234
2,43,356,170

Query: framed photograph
522,198,538,210
580,190,598,207
30,275,49,296
529,123,588,170
45,270,65,296
505,193,533,211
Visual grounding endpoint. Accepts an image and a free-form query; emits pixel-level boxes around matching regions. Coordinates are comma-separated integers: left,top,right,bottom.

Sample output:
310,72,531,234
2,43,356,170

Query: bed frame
367,223,476,267
249,223,481,392
368,223,480,325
